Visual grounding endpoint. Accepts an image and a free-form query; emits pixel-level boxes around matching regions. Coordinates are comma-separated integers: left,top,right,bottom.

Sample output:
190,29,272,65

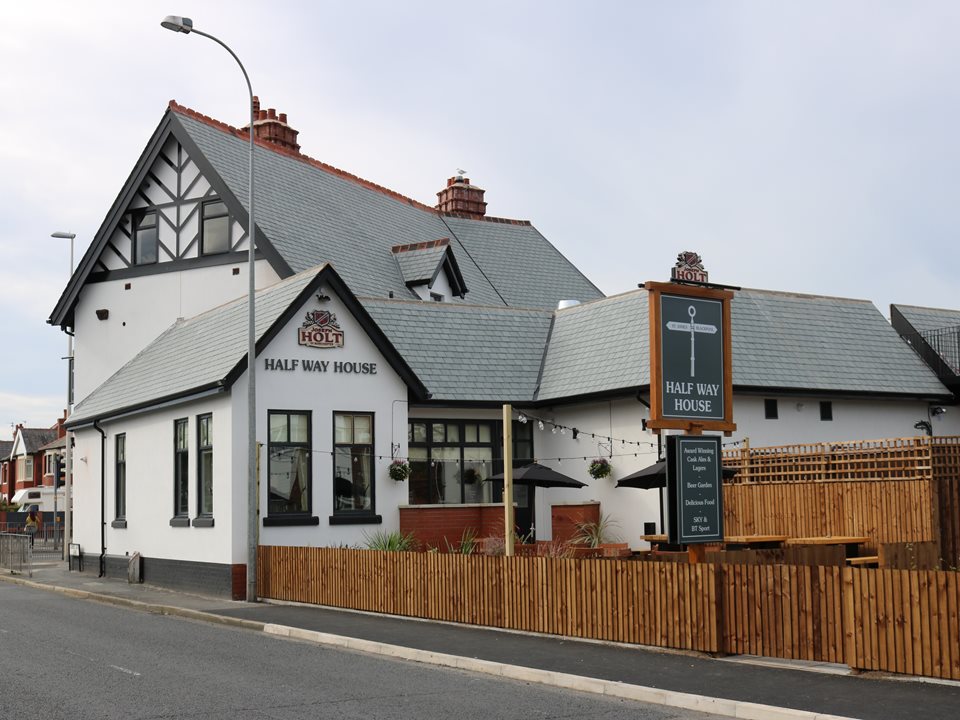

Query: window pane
175,452,189,515
290,413,309,443
268,446,309,514
202,215,230,255
464,424,477,443
463,447,493,503
199,415,211,447
354,415,372,444
334,447,371,511
408,447,430,505
335,414,352,444
432,447,461,503
269,414,288,442
176,419,187,450
432,423,445,443
410,423,427,443
204,201,227,217
477,424,492,443
135,212,158,265
199,448,213,515
446,424,459,443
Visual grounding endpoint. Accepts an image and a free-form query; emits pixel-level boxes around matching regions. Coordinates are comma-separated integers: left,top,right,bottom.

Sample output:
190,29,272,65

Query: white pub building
50,99,958,597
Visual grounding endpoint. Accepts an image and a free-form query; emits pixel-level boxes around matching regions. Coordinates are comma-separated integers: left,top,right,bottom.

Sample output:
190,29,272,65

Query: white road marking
109,665,142,677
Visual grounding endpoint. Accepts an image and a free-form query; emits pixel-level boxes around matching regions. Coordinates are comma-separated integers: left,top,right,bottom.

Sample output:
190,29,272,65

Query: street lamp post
161,16,259,602
51,231,75,560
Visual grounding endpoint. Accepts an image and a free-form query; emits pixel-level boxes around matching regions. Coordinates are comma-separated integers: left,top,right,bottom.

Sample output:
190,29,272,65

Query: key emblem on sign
666,305,718,377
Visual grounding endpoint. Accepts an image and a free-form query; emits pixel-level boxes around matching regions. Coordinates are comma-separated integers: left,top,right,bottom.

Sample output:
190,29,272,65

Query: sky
1,1,959,439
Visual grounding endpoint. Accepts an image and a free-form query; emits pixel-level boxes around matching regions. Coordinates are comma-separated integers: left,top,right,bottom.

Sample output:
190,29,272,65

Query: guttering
65,384,226,432
93,420,107,578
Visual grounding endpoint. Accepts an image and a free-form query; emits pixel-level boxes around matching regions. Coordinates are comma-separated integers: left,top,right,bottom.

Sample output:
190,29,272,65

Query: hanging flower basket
588,457,612,480
389,460,410,482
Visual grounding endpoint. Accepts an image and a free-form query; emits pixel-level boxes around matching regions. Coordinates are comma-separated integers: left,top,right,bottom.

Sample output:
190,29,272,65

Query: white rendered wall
72,258,279,402
243,286,409,552
70,393,234,564
410,270,454,302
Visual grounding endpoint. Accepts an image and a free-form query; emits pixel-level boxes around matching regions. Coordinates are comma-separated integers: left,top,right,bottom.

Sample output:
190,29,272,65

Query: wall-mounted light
931,406,947,417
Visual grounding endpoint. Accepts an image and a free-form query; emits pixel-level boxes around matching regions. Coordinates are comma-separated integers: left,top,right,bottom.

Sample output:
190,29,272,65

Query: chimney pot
279,112,287,123
268,108,277,120
247,100,301,153
252,96,261,114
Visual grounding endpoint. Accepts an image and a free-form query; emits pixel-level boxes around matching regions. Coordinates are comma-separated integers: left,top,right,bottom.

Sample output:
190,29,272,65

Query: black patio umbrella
487,462,587,489
616,460,737,489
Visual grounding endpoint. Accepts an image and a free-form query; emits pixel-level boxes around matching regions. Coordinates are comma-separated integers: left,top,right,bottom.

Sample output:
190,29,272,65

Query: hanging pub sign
665,434,724,544
645,257,736,434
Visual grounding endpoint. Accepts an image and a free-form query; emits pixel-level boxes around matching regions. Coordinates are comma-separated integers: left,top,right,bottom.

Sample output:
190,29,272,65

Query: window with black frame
197,414,213,519
268,411,311,516
200,200,230,255
115,434,126,521
133,210,158,265
333,413,374,514
407,420,497,505
173,418,189,522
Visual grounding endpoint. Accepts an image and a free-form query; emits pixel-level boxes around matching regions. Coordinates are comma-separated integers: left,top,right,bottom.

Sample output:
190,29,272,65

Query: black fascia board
167,113,293,280
49,111,178,330
64,382,225,431
86,249,265,283
732,384,954,403
222,264,430,401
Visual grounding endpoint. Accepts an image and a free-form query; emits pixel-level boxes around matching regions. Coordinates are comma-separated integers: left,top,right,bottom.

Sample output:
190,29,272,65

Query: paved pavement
5,560,960,720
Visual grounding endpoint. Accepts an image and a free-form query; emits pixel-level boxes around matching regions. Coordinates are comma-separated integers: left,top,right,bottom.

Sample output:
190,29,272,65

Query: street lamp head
51,231,76,239
161,15,193,33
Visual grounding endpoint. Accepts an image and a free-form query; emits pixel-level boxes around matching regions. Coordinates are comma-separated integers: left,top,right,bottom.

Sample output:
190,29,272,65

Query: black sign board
660,294,725,421
666,434,724,545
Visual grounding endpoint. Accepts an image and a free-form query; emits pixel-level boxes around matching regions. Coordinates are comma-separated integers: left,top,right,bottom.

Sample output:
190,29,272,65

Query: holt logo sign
299,309,344,349
671,251,708,283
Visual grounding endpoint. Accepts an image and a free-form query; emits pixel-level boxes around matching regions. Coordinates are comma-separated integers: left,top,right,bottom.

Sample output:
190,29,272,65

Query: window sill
111,519,127,529
329,514,382,526
192,516,215,528
263,515,320,527
169,516,190,528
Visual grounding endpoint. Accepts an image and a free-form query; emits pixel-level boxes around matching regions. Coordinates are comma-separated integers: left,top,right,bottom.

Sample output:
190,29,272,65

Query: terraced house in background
49,99,960,597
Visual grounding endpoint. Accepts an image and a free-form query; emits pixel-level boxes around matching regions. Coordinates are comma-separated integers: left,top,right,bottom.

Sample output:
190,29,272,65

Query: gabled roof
37,435,67,453
391,239,467,297
362,299,553,402
536,288,951,403
891,304,960,335
13,428,59,456
67,265,427,428
49,101,603,328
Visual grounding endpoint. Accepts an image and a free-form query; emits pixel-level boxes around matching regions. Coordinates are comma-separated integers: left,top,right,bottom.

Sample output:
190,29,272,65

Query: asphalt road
0,583,725,720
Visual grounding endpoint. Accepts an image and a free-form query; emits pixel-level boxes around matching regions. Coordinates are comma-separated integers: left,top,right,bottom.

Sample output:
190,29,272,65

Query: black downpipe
94,420,107,577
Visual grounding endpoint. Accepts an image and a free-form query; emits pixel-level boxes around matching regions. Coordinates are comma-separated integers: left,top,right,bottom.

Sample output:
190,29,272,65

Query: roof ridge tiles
392,238,450,254
737,286,874,304
892,302,960,314
169,100,532,225
358,296,552,315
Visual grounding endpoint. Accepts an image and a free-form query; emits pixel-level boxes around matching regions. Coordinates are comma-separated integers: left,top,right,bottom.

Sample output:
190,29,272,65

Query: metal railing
920,325,960,376
0,533,31,576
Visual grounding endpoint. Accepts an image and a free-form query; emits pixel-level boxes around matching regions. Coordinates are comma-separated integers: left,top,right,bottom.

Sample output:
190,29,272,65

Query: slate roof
0,440,12,460
892,305,960,334
172,106,602,310
535,288,950,401
361,299,553,402
68,271,318,426
18,429,58,455
38,435,66,452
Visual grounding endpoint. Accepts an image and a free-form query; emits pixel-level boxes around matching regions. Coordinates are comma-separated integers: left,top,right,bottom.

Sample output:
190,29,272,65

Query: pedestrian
24,508,40,548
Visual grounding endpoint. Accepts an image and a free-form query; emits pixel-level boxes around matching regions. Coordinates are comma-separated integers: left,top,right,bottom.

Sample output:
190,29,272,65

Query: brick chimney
247,96,300,153
436,172,487,218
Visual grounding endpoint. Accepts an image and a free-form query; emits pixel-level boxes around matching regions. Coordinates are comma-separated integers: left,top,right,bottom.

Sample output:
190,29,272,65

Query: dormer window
134,211,158,265
201,200,230,255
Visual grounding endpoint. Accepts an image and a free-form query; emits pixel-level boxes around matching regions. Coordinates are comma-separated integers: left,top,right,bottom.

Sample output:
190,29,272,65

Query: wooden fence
721,435,960,566
258,546,960,681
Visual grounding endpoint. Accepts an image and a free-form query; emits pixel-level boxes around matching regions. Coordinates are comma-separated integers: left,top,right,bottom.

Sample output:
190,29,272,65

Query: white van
11,487,65,513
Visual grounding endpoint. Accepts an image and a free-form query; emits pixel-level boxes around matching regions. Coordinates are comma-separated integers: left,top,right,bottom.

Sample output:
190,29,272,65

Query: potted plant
588,457,612,479
463,467,481,484
389,460,410,482
572,513,630,558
